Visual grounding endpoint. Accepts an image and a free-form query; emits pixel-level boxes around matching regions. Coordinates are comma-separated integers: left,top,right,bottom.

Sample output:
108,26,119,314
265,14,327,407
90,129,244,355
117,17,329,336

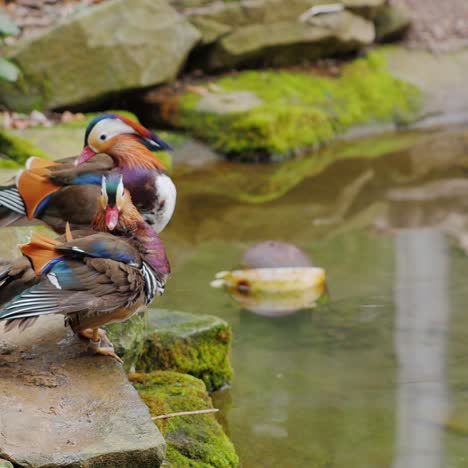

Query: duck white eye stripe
0,188,26,215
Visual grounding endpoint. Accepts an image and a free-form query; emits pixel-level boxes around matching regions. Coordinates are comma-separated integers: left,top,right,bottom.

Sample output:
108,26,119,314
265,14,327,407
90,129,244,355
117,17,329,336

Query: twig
152,408,219,420
299,4,344,22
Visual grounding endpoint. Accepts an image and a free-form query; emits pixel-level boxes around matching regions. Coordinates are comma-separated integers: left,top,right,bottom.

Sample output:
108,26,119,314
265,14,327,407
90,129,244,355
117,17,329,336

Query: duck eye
99,134,107,141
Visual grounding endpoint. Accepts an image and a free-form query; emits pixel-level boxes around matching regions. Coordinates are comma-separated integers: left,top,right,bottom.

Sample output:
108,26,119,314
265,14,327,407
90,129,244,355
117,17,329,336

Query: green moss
178,50,421,159
105,312,147,371
137,309,233,392
130,371,239,468
0,129,49,168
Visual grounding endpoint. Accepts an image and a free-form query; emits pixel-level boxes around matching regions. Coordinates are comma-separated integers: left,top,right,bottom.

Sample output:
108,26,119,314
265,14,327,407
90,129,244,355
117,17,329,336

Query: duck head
76,114,171,169
94,174,142,232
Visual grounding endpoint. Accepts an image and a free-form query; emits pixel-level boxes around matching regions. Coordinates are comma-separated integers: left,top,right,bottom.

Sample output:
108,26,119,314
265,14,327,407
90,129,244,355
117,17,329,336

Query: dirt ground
391,0,468,51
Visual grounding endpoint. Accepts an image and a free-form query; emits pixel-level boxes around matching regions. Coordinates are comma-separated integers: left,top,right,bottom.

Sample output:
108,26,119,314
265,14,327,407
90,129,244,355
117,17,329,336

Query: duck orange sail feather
17,160,60,219
19,231,62,274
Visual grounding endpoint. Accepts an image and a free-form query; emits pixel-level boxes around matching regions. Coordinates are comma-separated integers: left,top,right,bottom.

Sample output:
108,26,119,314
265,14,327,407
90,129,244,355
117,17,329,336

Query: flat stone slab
0,316,166,467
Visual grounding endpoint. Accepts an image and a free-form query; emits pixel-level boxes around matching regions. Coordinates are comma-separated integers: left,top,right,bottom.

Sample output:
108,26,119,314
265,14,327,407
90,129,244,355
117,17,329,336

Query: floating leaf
0,12,19,37
211,267,328,316
0,57,20,82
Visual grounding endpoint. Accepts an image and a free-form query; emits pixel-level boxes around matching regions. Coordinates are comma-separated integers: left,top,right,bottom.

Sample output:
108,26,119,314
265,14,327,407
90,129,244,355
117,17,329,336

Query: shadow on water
2,126,468,467
154,125,468,467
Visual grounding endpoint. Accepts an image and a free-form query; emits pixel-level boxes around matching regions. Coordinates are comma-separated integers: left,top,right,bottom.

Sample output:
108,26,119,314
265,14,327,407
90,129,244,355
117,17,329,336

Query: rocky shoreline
0,307,238,467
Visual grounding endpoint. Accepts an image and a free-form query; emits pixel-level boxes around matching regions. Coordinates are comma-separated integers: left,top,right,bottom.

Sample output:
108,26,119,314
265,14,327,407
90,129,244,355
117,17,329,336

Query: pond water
2,125,468,467
156,125,468,467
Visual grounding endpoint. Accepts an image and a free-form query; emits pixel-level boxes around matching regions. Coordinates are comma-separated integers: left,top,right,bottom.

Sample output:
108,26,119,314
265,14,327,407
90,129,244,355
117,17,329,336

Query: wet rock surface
0,315,166,467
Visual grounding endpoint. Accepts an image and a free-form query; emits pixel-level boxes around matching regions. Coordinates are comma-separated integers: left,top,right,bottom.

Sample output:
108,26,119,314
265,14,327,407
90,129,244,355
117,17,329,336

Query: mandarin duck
0,114,176,234
0,175,170,362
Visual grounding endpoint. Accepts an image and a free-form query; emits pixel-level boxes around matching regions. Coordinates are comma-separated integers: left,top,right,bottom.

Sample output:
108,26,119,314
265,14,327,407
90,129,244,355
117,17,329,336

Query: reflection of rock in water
393,229,449,468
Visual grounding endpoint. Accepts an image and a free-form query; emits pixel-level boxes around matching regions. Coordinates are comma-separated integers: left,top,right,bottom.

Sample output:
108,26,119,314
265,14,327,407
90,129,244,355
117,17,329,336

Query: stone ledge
0,315,166,467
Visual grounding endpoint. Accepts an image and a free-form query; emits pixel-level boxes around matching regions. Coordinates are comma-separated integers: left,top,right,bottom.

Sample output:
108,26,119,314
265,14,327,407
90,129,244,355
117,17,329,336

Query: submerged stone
137,309,233,392
130,370,239,467
0,315,166,467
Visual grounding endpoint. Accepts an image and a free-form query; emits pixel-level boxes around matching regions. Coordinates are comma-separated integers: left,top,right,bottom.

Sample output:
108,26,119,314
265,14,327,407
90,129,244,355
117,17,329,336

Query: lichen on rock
137,309,233,392
130,370,239,467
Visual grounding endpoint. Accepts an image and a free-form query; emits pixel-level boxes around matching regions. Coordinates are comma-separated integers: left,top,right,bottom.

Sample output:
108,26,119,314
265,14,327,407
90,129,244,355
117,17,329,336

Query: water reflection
393,229,450,468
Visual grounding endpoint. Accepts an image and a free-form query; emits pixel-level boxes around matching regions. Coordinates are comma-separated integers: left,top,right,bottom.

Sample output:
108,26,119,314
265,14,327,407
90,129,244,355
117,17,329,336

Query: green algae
130,371,239,468
137,309,233,392
178,50,421,159
0,129,49,168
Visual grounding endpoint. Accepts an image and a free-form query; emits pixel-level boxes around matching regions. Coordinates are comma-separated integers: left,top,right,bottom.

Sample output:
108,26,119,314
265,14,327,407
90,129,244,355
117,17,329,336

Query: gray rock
0,0,200,112
342,0,386,19
242,241,313,268
196,90,263,113
0,315,166,467
374,4,411,42
176,0,380,69
201,10,375,70
385,47,468,128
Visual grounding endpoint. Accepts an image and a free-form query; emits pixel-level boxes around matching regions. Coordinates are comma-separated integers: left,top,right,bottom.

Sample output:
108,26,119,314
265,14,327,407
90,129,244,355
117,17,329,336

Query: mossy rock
148,50,421,160
137,309,233,392
0,459,13,468
0,0,200,112
130,370,239,467
105,311,148,372
0,129,49,168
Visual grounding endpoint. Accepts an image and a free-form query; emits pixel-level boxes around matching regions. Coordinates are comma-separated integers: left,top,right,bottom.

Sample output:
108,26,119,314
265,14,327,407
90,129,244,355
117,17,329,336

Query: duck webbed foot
79,327,113,348
85,328,123,363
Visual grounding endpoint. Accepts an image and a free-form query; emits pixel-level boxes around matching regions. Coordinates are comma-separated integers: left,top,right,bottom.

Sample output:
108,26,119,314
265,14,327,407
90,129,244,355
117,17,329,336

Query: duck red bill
105,207,119,231
75,146,97,166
